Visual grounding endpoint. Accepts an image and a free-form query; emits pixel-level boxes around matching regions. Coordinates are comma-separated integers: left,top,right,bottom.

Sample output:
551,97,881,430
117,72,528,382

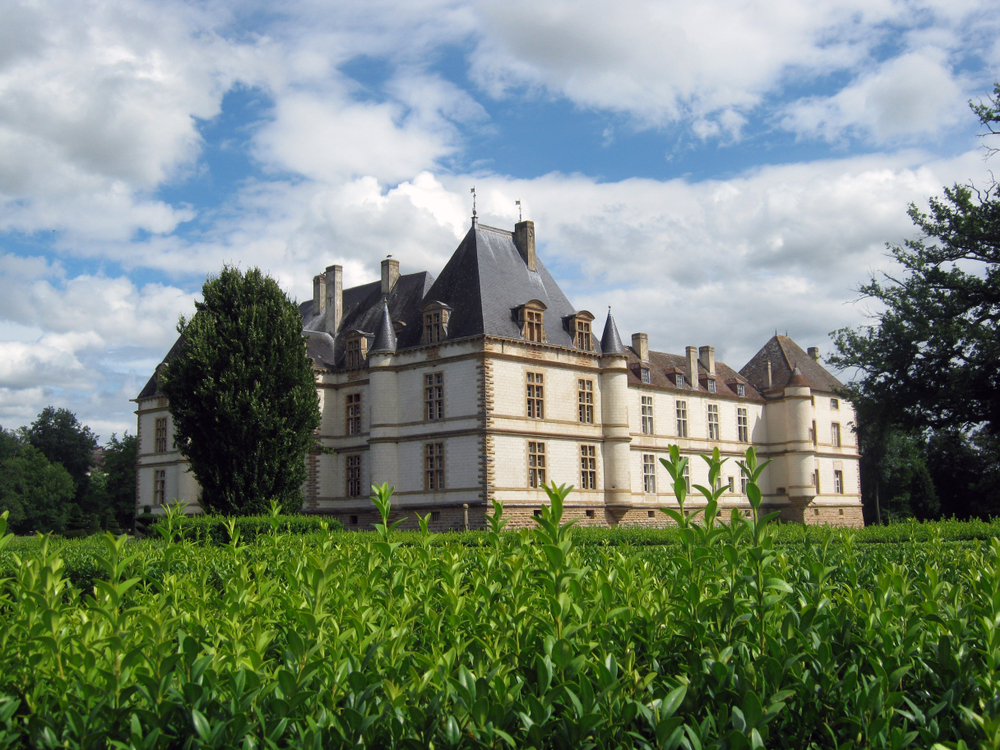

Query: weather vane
516,199,522,222
471,186,477,225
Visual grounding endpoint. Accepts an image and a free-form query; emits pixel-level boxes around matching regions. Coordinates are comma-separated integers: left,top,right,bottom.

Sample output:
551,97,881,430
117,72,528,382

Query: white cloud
780,50,968,143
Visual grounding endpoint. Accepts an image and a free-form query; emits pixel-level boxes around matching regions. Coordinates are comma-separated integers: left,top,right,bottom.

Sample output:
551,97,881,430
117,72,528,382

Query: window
519,301,547,343
346,455,362,497
682,463,691,493
641,367,651,384
811,420,817,446
155,417,168,453
424,310,444,343
153,469,166,506
643,454,656,494
727,476,735,493
740,474,748,495
528,441,546,488
737,383,746,398
813,470,820,493
737,407,748,442
527,372,544,419
574,318,593,350
578,379,594,423
425,443,445,490
346,393,362,435
834,470,844,494
707,404,720,440
425,373,444,420
676,400,688,437
676,373,685,389
831,423,841,447
831,398,840,410
641,395,654,434
708,379,717,394
580,445,597,489
346,335,368,369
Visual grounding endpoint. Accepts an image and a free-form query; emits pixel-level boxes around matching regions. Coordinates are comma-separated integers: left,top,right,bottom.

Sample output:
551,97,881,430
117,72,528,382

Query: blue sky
0,0,998,439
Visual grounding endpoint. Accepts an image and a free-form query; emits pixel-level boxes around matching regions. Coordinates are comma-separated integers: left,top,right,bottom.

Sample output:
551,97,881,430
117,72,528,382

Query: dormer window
676,373,685,389
641,367,651,384
737,383,746,398
567,311,595,351
707,378,717,394
421,301,452,344
345,333,368,369
518,300,547,343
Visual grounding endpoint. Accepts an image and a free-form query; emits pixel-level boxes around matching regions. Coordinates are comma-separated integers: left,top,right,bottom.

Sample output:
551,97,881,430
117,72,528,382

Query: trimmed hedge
141,512,343,545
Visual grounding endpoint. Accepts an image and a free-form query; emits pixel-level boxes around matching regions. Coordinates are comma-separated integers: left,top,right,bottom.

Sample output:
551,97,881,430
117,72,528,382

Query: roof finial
516,199,522,222
471,186,477,227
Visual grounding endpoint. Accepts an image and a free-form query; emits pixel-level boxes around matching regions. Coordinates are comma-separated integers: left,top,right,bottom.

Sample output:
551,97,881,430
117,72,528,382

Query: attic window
676,373,685,389
707,378,717,394
569,311,595,351
641,367,651,384
345,334,368,369
519,300,547,343
737,383,746,398
421,302,451,344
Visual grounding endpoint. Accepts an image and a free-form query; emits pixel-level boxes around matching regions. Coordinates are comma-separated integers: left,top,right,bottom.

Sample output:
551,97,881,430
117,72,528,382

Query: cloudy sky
1,0,998,440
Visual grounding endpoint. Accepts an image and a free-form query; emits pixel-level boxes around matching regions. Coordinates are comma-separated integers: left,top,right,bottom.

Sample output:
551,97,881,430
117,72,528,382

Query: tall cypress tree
161,266,321,515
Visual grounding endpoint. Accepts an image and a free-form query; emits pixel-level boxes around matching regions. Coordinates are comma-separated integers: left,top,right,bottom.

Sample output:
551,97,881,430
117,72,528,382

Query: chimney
381,256,399,295
765,360,773,390
808,346,821,361
312,273,326,317
515,220,536,271
699,345,716,375
686,346,698,388
325,264,343,334
632,333,649,362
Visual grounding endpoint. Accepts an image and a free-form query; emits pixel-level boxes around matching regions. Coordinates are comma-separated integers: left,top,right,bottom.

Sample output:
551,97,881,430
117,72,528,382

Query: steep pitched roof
369,301,397,354
740,335,843,393
600,310,627,355
421,224,595,349
625,348,764,401
298,270,435,368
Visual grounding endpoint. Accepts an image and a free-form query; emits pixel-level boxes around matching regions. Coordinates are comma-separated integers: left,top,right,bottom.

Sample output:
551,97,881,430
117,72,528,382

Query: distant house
134,218,862,528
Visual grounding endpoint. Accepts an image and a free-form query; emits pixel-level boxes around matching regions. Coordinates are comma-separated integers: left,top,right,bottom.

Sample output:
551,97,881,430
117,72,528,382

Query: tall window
676,373,685,389
520,302,546,343
346,336,367,369
727,476,735,493
580,445,597,489
708,379,717,394
707,404,720,440
578,380,594,423
424,310,444,343
641,396,654,434
834,469,844,494
425,373,444,420
346,393,362,435
737,383,746,398
574,318,593,350
813,470,820,493
682,463,691,493
153,469,166,506
740,474,748,495
155,417,168,453
528,441,546,488
676,400,688,437
527,372,544,419
346,455,362,497
641,367,651,384
425,443,445,490
831,423,841,447
737,407,748,442
642,454,656,493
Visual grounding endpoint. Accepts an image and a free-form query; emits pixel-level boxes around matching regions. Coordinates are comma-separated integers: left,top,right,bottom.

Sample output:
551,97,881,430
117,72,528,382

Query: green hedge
141,512,343,545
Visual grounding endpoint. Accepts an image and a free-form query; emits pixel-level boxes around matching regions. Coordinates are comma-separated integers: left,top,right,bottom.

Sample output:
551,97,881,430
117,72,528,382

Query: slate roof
601,310,627,355
298,271,435,369
422,223,607,351
625,348,764,401
740,335,843,394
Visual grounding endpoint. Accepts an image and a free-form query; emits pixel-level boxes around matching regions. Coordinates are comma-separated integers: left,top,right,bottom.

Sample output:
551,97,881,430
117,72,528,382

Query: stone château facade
134,219,863,529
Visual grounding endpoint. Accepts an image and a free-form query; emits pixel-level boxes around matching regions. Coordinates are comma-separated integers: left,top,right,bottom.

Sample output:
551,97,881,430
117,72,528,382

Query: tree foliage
101,433,137,528
161,266,321,515
0,427,76,534
25,406,98,493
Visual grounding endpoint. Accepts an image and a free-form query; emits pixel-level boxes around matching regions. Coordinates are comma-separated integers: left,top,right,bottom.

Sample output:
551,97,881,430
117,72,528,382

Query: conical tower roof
600,308,627,355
